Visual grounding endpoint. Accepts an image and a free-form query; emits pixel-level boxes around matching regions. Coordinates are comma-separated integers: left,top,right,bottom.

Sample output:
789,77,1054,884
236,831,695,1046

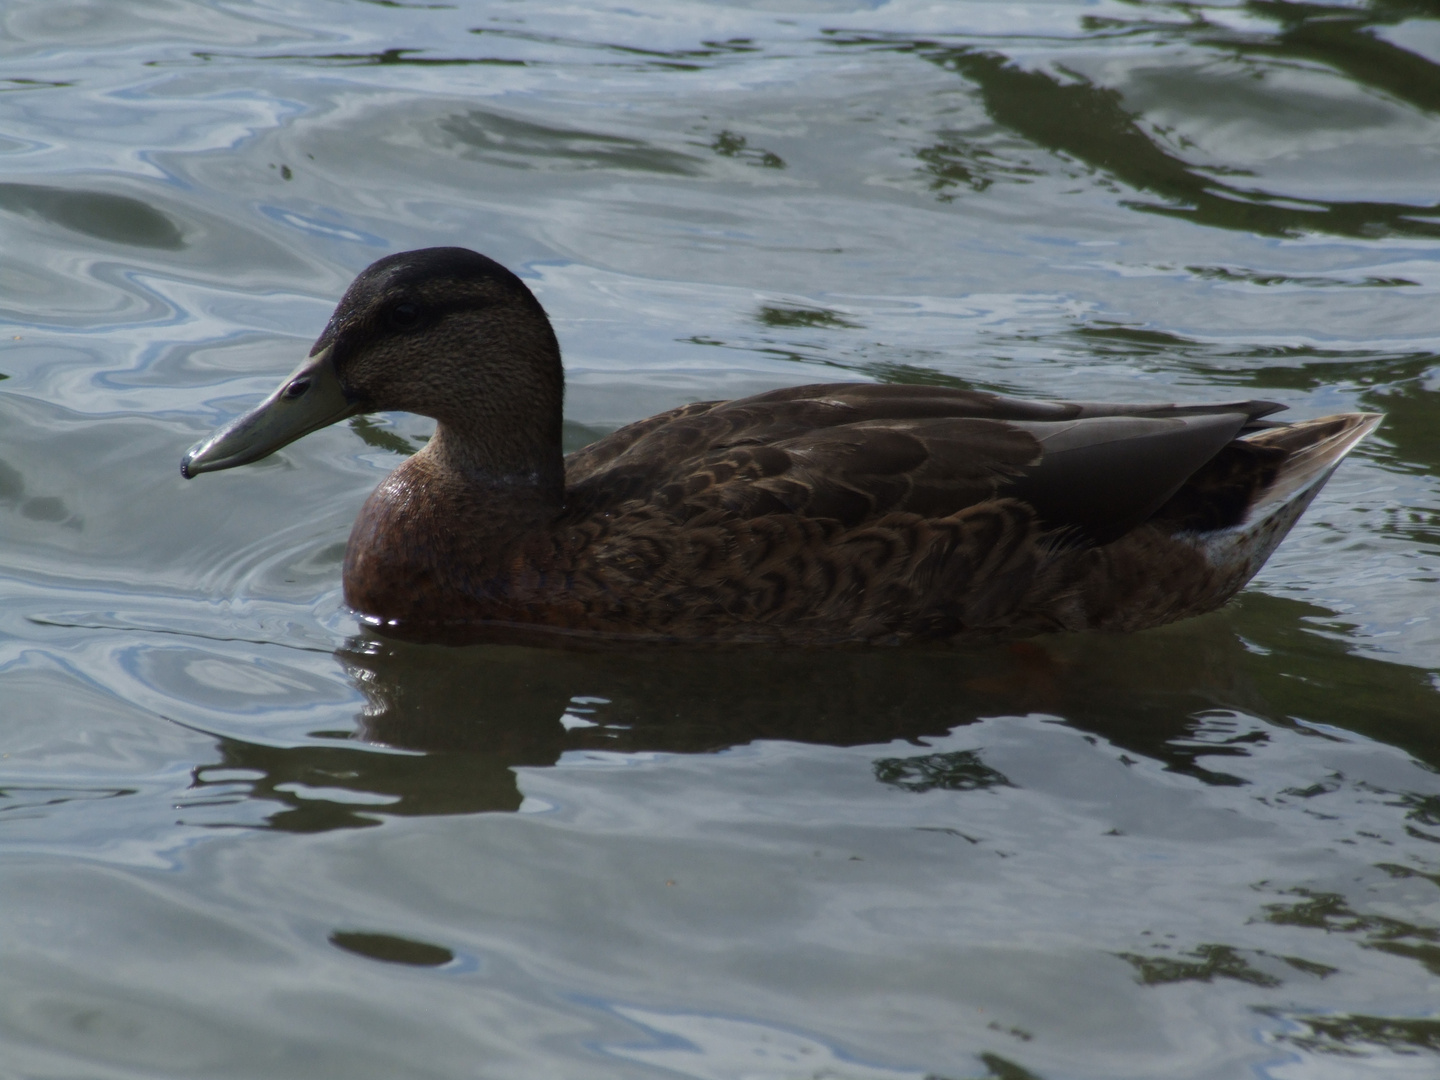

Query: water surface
2,1,1439,1077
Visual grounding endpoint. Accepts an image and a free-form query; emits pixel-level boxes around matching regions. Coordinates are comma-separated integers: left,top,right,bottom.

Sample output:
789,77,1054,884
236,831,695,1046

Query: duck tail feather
1242,412,1382,515
1175,412,1381,600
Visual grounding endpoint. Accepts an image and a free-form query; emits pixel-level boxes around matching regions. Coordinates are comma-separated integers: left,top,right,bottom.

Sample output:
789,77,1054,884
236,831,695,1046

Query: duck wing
563,383,1285,546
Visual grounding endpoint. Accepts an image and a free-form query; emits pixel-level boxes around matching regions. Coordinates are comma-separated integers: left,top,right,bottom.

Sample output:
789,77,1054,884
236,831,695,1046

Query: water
1,0,1438,1076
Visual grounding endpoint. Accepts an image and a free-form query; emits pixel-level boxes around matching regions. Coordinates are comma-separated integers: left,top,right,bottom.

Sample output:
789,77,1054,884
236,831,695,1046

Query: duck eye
282,377,311,399
387,301,422,331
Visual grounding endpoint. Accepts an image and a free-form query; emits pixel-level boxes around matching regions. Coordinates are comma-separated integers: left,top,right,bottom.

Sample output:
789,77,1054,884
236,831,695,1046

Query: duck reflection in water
194,594,1440,831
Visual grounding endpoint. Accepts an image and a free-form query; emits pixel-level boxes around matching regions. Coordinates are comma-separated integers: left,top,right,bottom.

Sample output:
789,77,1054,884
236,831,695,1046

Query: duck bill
181,345,360,478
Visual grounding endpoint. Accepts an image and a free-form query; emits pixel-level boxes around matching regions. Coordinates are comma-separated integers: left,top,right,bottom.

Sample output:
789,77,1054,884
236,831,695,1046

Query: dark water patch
1161,712,1269,785
340,638,1000,758
1186,265,1420,288
185,48,525,68
197,644,1024,827
967,596,1440,780
616,37,762,61
1282,775,1344,799
434,109,698,174
470,27,762,70
0,460,24,504
855,362,982,390
1399,792,1440,827
709,130,784,169
329,931,454,967
20,496,70,523
1203,0,1440,119
1282,954,1342,978
192,733,521,829
1259,887,1440,976
1074,323,1198,356
1370,938,1440,974
1354,368,1440,477
756,305,859,330
1204,350,1434,388
916,134,1045,200
0,458,80,528
873,749,1013,793
1379,861,1440,888
0,184,184,249
1,78,73,91
0,786,138,817
985,1021,1033,1044
1257,1008,1440,1056
974,1052,1047,1080
1124,53,1402,136
1116,942,1284,987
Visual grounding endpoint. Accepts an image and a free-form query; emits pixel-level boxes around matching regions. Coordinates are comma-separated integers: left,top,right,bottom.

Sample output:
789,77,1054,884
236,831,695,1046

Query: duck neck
421,420,565,509
342,423,565,627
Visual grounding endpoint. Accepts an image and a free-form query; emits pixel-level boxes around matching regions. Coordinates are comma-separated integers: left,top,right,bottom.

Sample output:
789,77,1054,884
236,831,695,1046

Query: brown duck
182,248,1380,646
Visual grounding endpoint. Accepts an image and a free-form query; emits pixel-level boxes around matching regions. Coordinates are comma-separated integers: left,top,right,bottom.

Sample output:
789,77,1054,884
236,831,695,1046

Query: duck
182,247,1381,646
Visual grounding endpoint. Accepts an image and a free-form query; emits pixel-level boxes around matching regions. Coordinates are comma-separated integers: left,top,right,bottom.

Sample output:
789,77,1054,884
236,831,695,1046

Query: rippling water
2,1,1440,1076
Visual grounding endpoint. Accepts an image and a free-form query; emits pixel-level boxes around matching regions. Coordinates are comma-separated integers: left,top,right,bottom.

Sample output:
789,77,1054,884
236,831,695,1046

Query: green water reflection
837,0,1440,239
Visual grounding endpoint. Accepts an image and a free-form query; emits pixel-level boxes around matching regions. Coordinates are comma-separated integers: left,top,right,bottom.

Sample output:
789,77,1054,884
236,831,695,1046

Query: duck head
181,247,564,490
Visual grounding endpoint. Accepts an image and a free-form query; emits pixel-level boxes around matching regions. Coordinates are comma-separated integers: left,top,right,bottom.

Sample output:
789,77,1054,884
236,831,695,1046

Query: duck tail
1241,412,1383,516
1185,411,1381,592
1024,412,1380,634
